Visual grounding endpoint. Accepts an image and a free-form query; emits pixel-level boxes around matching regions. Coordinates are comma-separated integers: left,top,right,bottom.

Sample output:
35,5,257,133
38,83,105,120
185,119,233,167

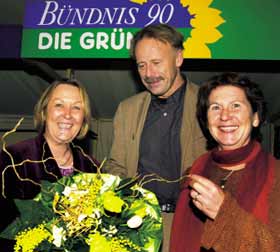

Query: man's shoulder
187,80,200,93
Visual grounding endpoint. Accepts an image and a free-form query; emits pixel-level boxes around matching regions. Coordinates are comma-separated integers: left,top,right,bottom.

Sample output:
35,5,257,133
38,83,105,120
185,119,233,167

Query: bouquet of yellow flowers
0,173,162,252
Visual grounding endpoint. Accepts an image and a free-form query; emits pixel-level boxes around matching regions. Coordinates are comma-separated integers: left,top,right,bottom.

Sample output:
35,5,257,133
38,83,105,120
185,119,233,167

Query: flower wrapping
0,173,163,252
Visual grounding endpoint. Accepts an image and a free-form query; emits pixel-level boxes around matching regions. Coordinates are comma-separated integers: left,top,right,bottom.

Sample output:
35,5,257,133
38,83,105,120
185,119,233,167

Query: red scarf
170,141,275,252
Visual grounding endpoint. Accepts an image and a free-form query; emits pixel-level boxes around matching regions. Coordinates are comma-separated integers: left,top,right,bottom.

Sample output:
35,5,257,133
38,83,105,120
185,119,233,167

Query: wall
91,118,113,163
0,115,36,146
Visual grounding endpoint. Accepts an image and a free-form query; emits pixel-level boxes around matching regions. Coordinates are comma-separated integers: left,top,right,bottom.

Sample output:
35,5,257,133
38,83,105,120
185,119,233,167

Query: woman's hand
189,174,225,219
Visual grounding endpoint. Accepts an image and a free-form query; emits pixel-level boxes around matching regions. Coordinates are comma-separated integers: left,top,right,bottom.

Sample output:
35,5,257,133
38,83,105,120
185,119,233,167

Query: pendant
220,178,227,189
220,169,234,189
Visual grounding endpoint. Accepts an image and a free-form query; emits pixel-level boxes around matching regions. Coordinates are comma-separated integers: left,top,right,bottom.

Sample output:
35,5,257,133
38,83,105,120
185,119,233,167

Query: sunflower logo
130,0,225,58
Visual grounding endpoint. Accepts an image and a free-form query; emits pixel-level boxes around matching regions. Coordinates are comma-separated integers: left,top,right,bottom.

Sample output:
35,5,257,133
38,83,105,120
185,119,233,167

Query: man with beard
104,23,206,252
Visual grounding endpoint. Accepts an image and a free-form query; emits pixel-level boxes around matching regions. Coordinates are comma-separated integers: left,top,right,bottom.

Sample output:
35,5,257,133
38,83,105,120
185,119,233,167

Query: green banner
21,28,191,58
210,0,280,60
21,0,280,60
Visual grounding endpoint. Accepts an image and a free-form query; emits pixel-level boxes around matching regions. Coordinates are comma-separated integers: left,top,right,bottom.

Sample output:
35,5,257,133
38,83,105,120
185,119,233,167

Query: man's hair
130,23,184,59
34,79,92,139
196,72,267,149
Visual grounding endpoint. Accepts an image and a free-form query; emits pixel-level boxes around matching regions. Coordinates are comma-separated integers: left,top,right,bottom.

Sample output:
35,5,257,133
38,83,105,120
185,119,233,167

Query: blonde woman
0,79,99,250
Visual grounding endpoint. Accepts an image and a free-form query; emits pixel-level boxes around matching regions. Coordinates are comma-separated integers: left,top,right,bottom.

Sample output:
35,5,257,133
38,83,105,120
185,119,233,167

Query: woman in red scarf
170,72,280,252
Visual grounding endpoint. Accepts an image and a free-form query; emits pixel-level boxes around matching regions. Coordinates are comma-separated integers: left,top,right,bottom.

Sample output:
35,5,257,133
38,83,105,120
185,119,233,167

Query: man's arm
103,103,128,177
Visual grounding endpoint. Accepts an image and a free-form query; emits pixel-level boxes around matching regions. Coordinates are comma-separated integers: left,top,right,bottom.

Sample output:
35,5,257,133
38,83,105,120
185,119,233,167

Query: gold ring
194,193,199,201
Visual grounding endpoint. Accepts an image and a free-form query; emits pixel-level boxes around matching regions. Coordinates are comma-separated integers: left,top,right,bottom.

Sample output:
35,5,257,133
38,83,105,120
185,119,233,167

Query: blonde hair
34,79,92,139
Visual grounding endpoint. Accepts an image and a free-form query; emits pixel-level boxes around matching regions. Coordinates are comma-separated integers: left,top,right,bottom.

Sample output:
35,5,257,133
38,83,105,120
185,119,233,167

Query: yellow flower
130,200,147,217
130,0,225,58
181,0,225,58
8,173,162,252
14,224,52,252
89,232,111,252
111,237,141,252
103,191,124,213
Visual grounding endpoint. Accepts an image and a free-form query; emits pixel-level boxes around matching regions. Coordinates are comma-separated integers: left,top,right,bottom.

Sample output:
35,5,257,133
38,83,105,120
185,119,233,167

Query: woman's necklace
220,169,235,189
59,154,73,167
56,148,73,167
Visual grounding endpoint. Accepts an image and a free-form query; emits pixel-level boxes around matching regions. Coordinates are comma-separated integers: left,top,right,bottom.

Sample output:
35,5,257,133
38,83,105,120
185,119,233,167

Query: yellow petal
89,233,111,252
191,28,223,43
183,38,211,58
129,0,146,4
103,191,124,213
180,0,213,10
191,9,225,28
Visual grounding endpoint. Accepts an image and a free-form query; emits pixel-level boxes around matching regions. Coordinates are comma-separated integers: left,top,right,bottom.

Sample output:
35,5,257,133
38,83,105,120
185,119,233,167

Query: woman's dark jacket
0,133,98,250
